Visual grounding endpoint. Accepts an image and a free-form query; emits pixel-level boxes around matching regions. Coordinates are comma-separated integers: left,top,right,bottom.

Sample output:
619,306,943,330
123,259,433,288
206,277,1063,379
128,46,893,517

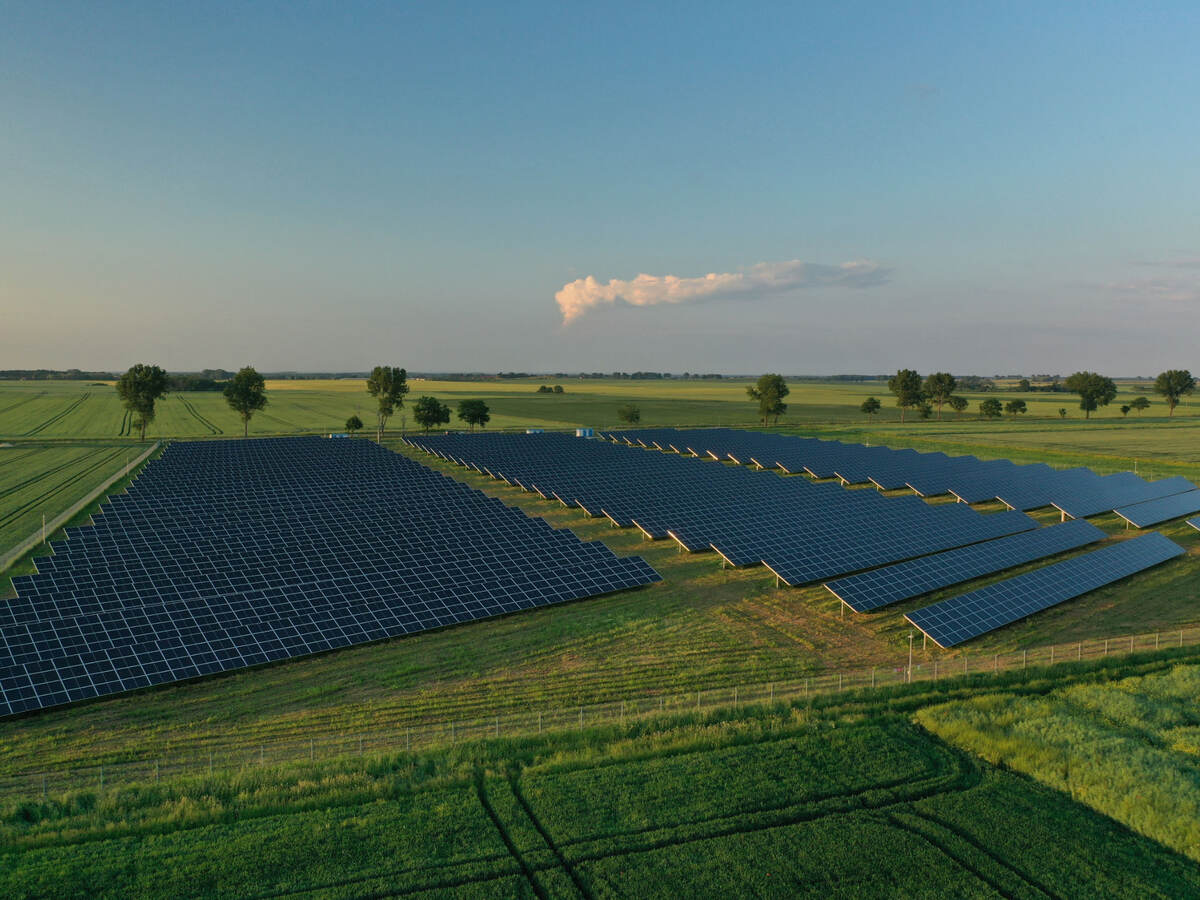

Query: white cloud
555,258,891,325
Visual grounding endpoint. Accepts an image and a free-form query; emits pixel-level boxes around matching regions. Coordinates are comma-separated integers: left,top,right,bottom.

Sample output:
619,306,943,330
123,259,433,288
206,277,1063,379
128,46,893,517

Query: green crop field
2,376,1199,441
2,379,1200,894
2,650,1198,897
0,443,142,553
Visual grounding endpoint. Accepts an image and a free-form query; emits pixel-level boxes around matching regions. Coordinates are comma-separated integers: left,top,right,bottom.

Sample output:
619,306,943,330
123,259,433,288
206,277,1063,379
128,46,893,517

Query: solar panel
905,532,1184,647
824,519,1106,612
0,438,661,718
1114,490,1200,528
1052,475,1197,519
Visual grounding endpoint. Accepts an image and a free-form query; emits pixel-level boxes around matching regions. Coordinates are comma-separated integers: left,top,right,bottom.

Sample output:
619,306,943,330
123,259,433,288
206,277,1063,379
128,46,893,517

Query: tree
948,396,969,417
115,363,169,441
1154,369,1195,417
1131,396,1151,415
1120,405,1131,417
366,366,409,441
1004,399,1027,416
413,396,450,432
345,415,363,436
617,404,641,424
456,399,490,430
888,369,924,422
747,374,789,425
223,366,268,438
1058,408,1068,419
860,397,881,420
553,384,564,394
917,402,933,419
923,372,956,419
1017,378,1031,392
1064,371,1117,419
979,398,1002,418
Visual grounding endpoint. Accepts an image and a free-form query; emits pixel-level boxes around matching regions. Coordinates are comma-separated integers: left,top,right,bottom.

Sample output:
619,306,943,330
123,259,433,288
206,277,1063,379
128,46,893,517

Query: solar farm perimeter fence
4,621,1200,801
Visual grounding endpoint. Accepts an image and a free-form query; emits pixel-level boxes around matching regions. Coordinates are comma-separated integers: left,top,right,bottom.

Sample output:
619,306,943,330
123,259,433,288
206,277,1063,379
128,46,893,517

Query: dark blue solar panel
0,438,660,718
824,519,1106,612
905,532,1184,647
1114,490,1200,528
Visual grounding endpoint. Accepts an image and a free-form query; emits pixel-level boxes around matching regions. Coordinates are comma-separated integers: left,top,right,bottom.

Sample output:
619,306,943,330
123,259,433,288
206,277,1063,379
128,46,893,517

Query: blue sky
2,2,1198,373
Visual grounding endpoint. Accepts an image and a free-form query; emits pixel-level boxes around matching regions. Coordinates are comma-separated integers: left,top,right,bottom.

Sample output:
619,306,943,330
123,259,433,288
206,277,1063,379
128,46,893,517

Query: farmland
1,650,1198,897
919,662,1200,863
3,376,1200,443
0,443,140,553
2,377,1200,894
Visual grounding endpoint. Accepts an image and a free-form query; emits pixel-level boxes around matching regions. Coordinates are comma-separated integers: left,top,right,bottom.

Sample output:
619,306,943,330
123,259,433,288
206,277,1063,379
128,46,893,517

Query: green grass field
2,376,1198,440
2,650,1198,897
3,378,1200,894
0,443,140,553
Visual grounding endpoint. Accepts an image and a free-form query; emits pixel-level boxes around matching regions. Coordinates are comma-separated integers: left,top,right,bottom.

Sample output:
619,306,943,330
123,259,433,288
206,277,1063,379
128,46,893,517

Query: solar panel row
905,532,1184,647
406,432,1038,587
824,519,1106,613
0,438,660,718
599,428,1197,517
1114,489,1200,528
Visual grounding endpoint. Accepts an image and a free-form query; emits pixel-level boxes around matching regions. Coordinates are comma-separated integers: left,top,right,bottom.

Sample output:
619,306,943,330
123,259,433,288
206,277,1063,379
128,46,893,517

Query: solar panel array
905,532,1185,647
599,428,1197,516
824,519,1106,612
406,432,1038,587
1113,489,1200,528
0,438,660,717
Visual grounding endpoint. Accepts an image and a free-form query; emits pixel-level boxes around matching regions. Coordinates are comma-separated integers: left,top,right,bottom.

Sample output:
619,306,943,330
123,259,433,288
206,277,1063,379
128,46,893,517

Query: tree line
858,369,1195,422
114,363,495,441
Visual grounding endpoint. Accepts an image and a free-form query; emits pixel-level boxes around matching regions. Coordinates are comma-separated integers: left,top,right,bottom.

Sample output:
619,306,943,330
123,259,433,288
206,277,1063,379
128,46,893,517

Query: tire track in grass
474,770,551,900
0,391,46,417
0,450,98,499
180,397,223,434
23,393,90,436
543,742,982,868
506,770,592,899
896,809,1061,900
882,811,1035,900
0,448,125,534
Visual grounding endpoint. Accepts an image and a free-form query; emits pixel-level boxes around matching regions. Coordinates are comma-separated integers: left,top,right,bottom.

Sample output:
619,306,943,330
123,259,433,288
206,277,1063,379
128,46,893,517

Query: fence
3,622,1199,801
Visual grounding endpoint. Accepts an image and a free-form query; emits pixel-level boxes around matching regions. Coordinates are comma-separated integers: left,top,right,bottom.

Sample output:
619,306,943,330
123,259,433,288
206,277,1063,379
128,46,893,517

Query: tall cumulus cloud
555,259,891,325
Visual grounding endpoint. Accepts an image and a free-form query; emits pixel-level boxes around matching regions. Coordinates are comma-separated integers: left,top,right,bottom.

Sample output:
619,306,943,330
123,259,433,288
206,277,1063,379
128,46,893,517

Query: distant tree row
867,368,1194,422
116,364,268,440
535,384,565,393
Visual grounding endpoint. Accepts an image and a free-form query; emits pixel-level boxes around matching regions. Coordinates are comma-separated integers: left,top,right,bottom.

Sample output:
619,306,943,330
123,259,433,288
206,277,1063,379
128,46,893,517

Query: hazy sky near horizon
2,3,1198,374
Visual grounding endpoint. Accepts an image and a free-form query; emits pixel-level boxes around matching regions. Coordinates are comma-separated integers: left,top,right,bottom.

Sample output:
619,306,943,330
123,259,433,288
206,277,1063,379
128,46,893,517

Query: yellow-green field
0,376,1196,440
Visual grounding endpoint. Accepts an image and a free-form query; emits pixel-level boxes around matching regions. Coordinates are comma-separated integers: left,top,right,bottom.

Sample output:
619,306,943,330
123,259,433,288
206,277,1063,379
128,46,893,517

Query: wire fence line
3,623,1198,802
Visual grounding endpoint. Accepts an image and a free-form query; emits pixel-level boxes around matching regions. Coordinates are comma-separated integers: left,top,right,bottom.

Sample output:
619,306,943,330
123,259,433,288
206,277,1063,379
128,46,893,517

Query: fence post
769,682,775,702
1104,639,1108,657
1022,650,1027,670
579,706,583,730
871,669,875,688
1077,643,1081,661
1050,646,1054,665
1130,636,1135,653
538,712,542,734
1182,630,1185,648
1155,632,1160,650
838,674,843,691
